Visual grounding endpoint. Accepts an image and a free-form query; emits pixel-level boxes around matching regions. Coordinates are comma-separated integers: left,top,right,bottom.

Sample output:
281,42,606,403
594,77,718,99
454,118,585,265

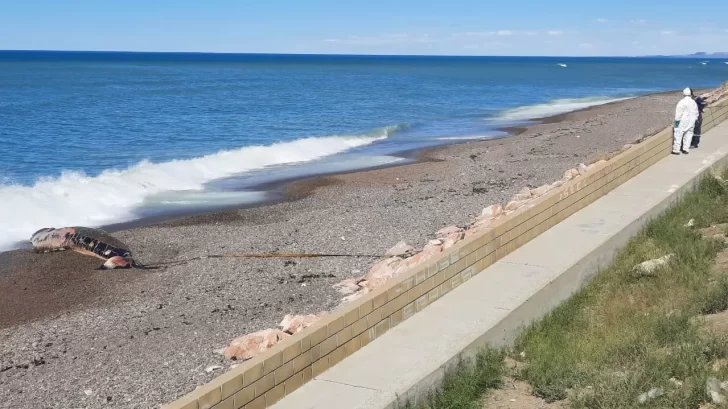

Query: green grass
398,348,506,409
515,173,728,408
403,171,728,409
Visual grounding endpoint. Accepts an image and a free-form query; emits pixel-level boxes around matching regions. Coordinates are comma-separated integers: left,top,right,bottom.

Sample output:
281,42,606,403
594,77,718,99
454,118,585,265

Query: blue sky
1,0,728,56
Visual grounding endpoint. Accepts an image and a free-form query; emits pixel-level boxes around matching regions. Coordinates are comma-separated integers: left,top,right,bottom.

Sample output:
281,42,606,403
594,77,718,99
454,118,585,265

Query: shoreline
106,90,688,230
0,90,685,409
0,91,660,250
0,92,669,253
109,94,664,228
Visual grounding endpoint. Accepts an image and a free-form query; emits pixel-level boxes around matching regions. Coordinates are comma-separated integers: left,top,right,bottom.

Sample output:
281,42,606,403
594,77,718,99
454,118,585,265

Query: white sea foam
494,95,634,122
0,126,398,251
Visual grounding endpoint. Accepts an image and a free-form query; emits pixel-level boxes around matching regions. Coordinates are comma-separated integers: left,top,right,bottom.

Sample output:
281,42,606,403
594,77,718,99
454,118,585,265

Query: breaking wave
0,126,400,251
494,95,634,122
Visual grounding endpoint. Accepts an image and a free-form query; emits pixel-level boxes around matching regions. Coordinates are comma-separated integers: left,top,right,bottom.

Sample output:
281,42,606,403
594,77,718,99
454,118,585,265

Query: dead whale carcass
29,226,135,269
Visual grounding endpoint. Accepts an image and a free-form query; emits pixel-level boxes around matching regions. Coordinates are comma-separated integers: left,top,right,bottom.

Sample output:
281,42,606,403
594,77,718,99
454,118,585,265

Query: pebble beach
0,91,685,408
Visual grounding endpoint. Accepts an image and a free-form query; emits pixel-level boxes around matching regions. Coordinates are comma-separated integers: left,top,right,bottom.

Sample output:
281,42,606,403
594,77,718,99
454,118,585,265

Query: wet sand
0,92,681,408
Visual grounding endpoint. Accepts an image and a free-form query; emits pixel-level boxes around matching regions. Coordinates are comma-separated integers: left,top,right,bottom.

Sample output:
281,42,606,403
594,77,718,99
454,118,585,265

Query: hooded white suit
673,89,699,153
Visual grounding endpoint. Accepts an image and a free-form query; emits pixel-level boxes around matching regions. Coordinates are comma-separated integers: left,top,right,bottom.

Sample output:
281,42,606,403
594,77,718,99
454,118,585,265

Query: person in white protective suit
672,87,699,155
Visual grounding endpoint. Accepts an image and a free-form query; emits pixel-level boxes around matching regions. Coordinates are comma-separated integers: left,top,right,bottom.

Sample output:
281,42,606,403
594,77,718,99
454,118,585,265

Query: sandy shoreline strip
0,91,682,408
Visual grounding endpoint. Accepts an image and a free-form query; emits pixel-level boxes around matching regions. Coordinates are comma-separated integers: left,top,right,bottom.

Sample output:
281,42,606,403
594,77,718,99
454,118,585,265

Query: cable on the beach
136,252,382,269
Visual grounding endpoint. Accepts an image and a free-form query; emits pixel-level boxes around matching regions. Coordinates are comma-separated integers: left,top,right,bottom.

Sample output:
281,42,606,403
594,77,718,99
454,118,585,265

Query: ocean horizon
2,51,727,251
3,49,726,58
0,49,691,56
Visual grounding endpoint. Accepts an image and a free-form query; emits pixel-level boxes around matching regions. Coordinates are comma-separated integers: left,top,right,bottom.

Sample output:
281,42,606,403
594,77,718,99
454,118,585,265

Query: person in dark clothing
691,90,707,149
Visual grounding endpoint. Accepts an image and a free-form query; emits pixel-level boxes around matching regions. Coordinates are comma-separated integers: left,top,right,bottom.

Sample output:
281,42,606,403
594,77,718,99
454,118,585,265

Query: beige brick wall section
162,104,728,409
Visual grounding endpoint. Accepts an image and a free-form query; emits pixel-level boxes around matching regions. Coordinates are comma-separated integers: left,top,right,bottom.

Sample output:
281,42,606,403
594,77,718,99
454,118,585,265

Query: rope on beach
211,252,381,259
137,252,382,269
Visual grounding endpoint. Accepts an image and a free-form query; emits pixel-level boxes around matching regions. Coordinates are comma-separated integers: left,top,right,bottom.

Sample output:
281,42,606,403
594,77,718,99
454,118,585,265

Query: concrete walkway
270,120,728,409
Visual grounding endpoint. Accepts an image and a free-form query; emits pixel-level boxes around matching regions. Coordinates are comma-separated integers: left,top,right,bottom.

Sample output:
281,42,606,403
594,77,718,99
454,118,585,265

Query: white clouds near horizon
322,23,728,57
3,1,728,57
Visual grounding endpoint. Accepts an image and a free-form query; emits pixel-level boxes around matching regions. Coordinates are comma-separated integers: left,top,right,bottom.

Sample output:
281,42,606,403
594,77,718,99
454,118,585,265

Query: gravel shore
0,92,680,408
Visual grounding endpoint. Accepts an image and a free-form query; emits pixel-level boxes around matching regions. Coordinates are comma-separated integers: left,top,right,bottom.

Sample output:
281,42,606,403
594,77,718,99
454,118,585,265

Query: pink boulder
563,169,580,181
422,241,443,255
505,200,524,211
385,241,415,257
442,232,464,250
481,204,504,218
333,278,362,295
435,225,462,239
401,252,431,270
473,214,494,227
465,223,493,239
341,286,370,303
531,184,552,197
224,329,289,361
587,160,607,171
402,241,444,269
472,215,490,227
279,313,326,334
364,257,402,288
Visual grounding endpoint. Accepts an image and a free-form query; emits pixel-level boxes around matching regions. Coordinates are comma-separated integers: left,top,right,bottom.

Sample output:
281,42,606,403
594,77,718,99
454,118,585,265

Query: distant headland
646,52,728,59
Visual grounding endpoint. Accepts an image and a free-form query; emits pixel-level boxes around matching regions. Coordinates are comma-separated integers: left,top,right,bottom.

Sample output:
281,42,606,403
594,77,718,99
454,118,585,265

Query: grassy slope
405,172,728,409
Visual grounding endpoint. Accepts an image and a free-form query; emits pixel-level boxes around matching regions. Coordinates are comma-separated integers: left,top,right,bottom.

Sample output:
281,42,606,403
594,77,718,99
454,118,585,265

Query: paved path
270,119,728,409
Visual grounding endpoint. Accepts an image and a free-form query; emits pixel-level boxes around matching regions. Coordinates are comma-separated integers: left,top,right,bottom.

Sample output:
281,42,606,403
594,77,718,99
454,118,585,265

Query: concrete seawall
164,101,728,409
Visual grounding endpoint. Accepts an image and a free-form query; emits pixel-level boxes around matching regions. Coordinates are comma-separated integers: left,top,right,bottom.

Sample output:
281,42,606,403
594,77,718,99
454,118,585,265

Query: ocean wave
0,125,401,251
494,96,634,122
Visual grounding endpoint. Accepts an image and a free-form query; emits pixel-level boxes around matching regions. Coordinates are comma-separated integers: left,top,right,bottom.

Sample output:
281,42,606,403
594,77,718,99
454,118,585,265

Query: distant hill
646,52,728,59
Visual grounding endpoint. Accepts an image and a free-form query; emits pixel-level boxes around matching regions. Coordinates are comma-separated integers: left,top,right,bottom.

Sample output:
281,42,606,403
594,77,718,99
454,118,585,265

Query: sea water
1,51,727,250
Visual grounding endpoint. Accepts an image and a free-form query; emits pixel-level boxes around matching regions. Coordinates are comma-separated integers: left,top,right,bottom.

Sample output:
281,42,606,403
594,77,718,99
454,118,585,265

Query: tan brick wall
162,103,728,409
